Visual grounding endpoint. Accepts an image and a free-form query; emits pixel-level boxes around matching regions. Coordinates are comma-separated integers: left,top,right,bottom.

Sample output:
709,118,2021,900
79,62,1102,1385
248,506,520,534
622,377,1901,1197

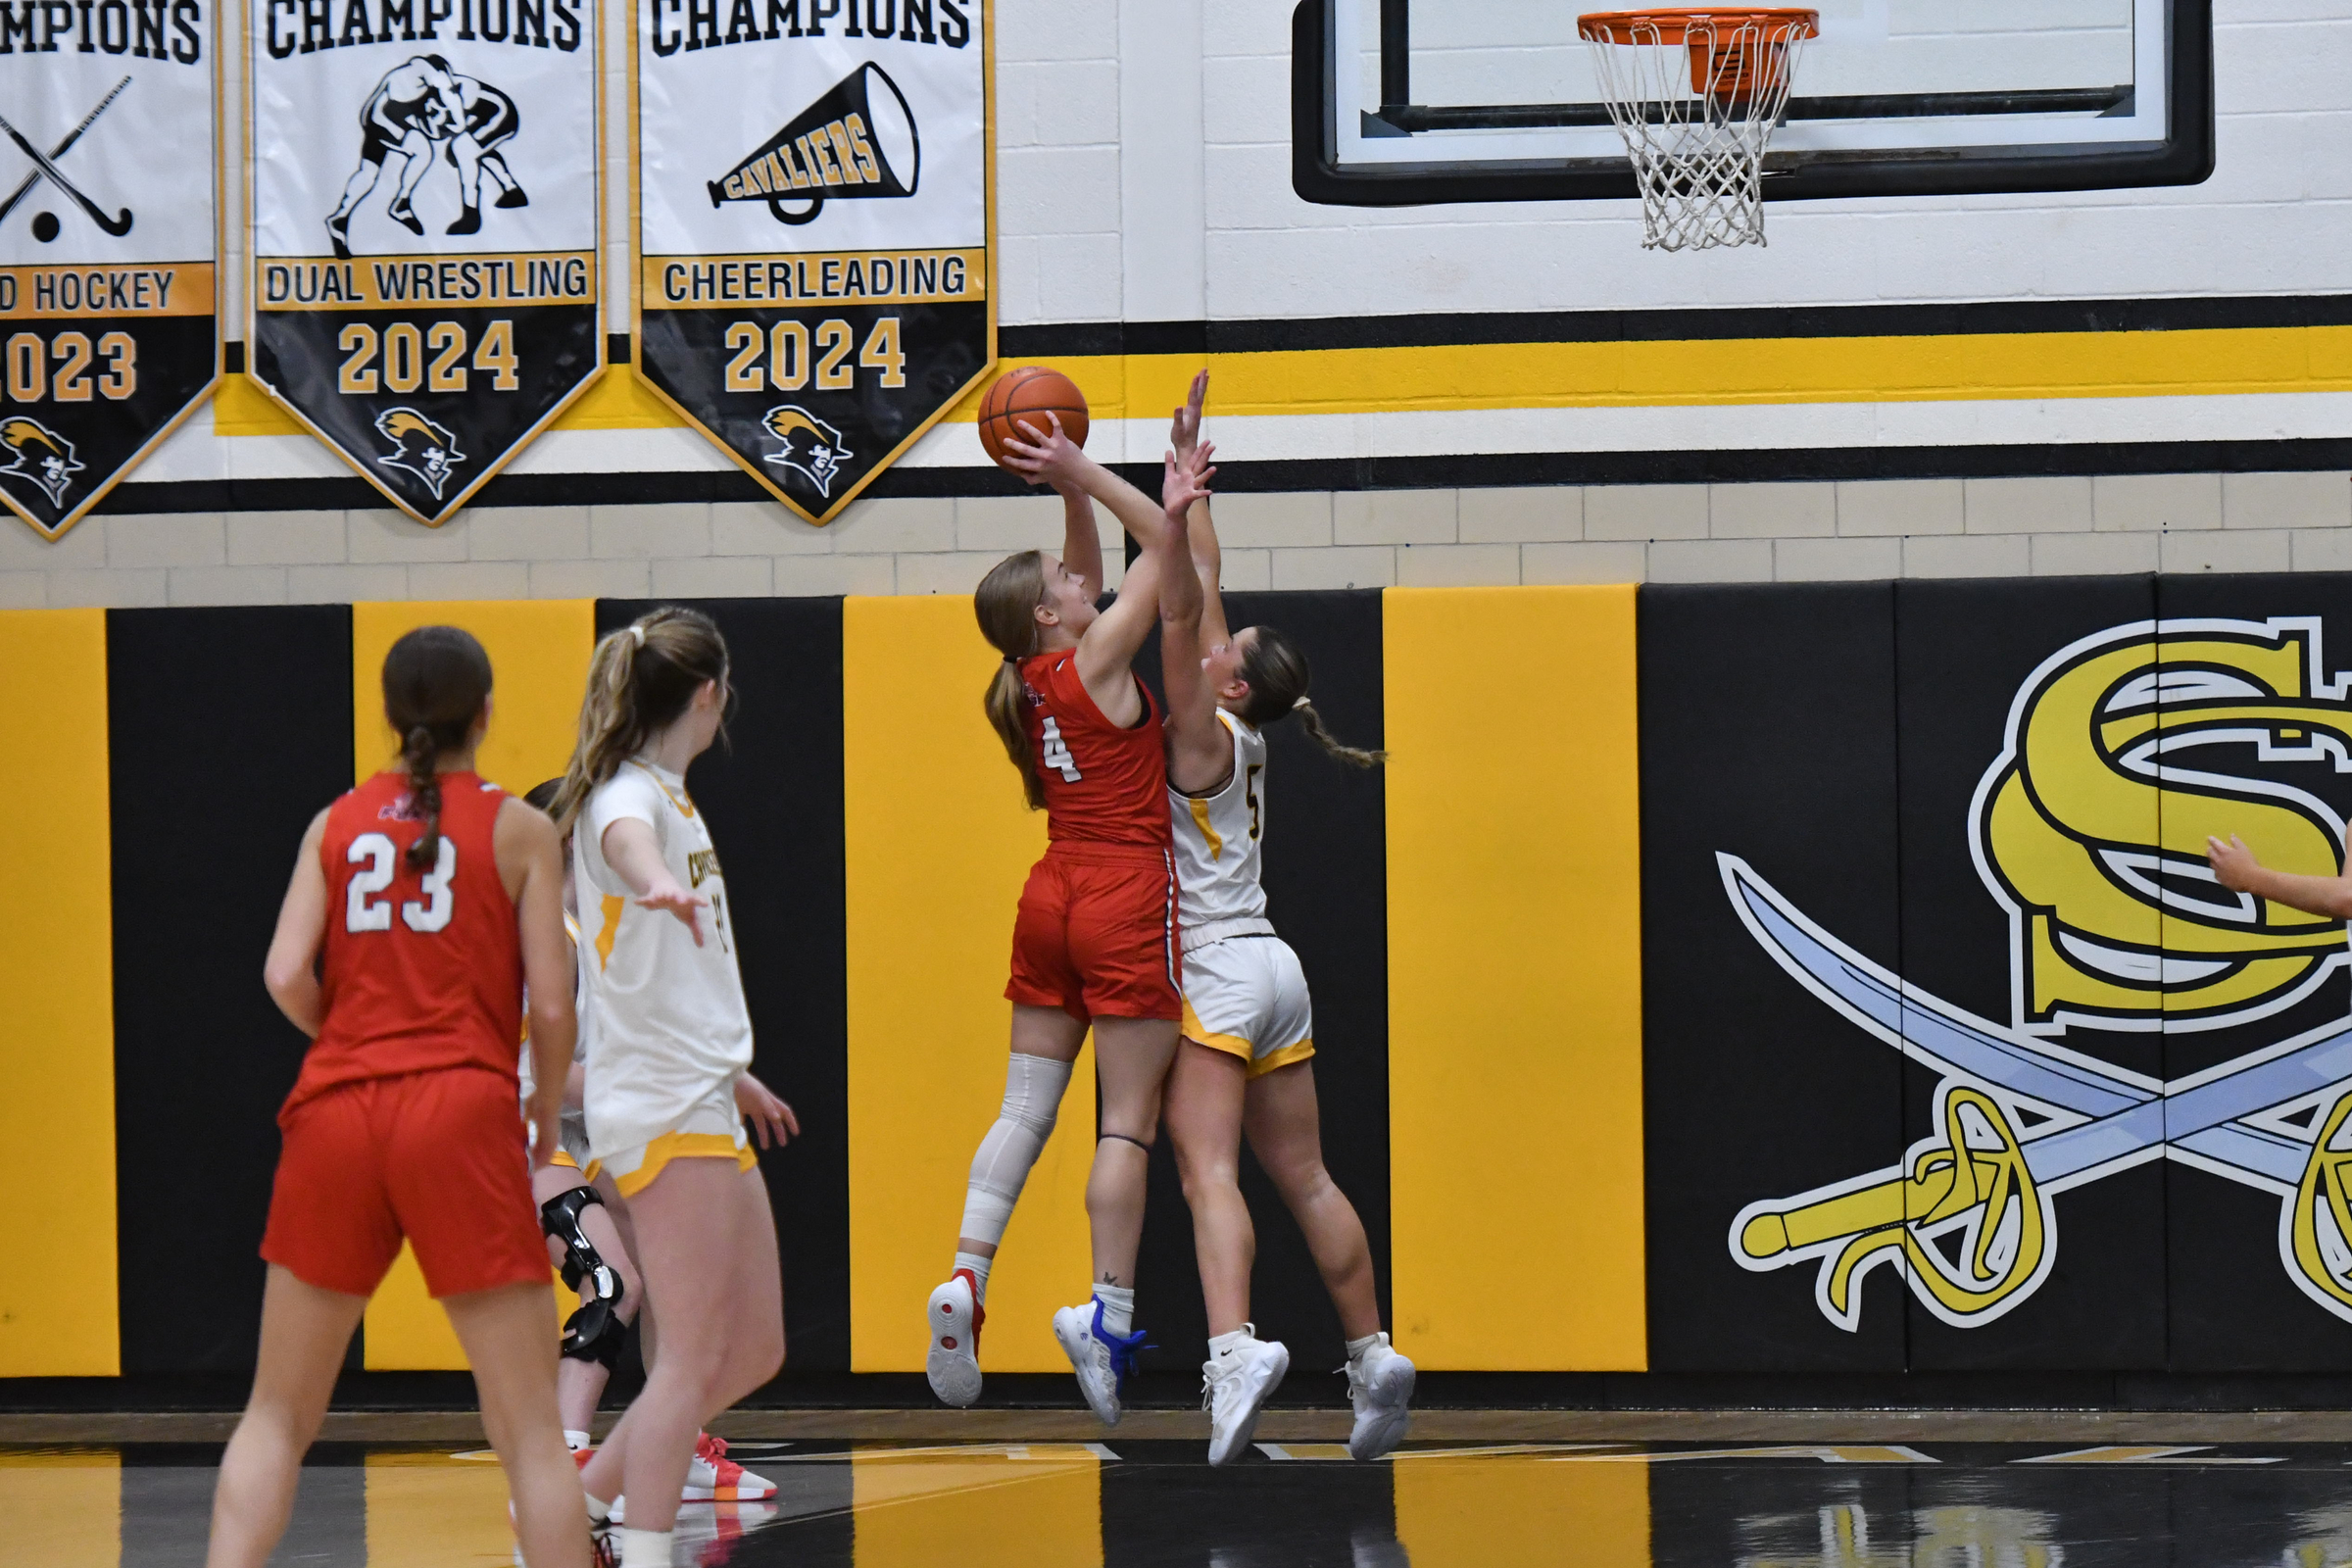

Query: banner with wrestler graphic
0,11,220,539
635,0,993,524
247,0,602,524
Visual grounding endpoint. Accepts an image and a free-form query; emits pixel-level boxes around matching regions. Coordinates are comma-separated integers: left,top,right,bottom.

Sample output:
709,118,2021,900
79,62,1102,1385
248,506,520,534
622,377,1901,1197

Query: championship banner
636,0,993,524
0,12,221,539
247,0,603,524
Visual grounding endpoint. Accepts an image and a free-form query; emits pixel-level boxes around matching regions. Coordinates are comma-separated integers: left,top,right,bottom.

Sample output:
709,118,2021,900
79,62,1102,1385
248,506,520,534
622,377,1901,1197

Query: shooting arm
1057,483,1105,599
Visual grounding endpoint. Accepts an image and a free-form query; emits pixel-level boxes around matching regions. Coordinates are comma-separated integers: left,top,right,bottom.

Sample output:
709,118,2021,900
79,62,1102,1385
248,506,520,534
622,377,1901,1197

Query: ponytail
1235,625,1385,769
379,625,495,871
974,551,1051,809
551,608,730,831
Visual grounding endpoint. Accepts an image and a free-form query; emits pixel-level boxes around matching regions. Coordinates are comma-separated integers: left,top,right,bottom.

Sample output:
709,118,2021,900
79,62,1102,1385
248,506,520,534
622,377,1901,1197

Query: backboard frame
1293,0,2214,208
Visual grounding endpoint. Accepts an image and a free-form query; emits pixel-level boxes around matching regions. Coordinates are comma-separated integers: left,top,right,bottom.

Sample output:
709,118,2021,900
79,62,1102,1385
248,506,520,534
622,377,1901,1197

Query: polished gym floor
14,1420,2352,1565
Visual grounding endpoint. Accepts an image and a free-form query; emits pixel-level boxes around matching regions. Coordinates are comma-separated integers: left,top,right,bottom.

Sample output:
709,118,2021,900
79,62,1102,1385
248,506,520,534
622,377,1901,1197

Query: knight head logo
373,408,467,501
0,417,84,507
760,405,851,498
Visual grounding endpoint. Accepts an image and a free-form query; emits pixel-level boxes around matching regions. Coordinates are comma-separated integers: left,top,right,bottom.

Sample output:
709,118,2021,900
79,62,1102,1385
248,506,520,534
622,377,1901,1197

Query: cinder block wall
7,472,2347,609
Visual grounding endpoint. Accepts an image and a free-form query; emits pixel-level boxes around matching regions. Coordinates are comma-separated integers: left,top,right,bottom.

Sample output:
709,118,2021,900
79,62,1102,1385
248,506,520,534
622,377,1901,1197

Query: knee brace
541,1188,629,1367
958,1053,1074,1245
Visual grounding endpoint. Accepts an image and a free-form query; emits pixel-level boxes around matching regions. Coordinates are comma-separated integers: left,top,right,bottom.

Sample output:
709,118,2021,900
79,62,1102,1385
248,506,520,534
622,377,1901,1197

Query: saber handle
0,112,131,237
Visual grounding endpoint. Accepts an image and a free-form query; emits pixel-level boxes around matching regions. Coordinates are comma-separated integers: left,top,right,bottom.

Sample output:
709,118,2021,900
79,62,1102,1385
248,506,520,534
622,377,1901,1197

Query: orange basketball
978,367,1090,469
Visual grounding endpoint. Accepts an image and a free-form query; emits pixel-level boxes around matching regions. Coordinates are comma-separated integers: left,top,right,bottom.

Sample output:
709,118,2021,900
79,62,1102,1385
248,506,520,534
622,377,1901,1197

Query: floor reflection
16,1438,2352,1565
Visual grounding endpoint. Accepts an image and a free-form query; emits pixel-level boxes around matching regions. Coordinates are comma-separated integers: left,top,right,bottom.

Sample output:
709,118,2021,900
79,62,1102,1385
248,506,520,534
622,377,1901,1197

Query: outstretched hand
1163,439,1214,519
636,878,710,946
1170,369,1208,462
2208,833,2264,893
1000,412,1091,490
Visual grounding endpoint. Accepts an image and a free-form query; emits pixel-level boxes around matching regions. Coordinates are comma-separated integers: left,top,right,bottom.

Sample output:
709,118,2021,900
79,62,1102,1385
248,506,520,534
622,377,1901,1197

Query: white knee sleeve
957,1052,1073,1245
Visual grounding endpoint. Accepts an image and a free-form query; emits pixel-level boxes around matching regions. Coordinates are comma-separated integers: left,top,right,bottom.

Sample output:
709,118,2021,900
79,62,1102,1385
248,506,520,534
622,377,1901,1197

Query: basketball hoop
1577,8,1819,251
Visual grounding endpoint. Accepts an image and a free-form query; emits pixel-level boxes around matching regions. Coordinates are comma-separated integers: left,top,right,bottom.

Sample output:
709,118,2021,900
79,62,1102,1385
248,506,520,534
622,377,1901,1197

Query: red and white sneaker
925,1268,986,1407
682,1432,775,1501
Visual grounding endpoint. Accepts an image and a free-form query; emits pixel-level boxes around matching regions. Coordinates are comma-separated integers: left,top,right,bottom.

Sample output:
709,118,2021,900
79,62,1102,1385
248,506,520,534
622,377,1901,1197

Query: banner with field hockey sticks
636,1,994,524
0,17,221,539
247,2,603,524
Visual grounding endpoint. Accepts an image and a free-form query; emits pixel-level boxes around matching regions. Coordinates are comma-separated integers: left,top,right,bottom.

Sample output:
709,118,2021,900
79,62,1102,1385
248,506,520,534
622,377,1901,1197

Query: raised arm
1167,370,1231,650
1055,480,1104,600
1158,441,1234,794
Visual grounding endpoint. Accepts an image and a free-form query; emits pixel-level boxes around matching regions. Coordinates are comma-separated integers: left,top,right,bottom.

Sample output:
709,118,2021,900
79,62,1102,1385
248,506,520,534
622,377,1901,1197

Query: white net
1578,10,1817,252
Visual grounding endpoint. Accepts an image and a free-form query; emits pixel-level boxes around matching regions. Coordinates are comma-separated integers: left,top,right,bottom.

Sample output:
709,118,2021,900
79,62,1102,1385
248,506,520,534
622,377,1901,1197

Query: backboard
1294,0,2213,207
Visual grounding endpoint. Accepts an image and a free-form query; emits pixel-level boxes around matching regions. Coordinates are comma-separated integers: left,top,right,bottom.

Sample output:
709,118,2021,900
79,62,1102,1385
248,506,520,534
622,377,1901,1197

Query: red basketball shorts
262,1067,547,1299
1005,841,1182,1023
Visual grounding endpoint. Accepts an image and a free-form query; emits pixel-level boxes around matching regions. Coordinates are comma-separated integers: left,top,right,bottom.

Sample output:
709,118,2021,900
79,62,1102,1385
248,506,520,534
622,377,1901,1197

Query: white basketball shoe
925,1268,986,1407
1202,1328,1291,1465
1345,1334,1416,1460
1054,1298,1149,1427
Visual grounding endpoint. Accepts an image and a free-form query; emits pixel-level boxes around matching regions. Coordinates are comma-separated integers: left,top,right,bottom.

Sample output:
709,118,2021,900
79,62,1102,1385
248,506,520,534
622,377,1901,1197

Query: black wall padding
1128,589,1392,1372
109,606,355,1374
1895,575,2167,1371
1640,582,1907,1372
595,599,851,1373
2155,571,2352,1371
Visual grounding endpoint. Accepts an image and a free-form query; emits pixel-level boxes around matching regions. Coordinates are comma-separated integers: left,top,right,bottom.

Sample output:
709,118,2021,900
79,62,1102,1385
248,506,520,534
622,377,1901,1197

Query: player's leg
533,1161,640,1442
1052,1009,1178,1425
204,1267,368,1568
442,1280,591,1568
483,150,528,206
1244,1059,1415,1458
579,1155,778,1554
1164,1039,1251,1336
387,131,434,230
325,150,385,255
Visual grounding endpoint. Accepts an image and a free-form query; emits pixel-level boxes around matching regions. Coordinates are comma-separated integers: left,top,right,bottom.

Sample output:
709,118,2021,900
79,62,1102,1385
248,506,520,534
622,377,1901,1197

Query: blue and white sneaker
1053,1298,1149,1427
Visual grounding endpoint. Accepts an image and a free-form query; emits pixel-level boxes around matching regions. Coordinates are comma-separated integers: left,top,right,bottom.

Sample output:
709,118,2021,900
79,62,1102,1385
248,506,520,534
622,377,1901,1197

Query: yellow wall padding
852,1450,1102,1567
0,610,118,1376
843,595,1095,1372
1395,1455,1649,1568
349,600,596,1369
1384,585,1647,1370
0,1449,122,1565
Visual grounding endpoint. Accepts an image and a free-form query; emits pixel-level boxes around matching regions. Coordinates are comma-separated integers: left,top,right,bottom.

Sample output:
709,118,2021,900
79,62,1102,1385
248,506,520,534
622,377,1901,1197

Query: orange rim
1577,8,1820,45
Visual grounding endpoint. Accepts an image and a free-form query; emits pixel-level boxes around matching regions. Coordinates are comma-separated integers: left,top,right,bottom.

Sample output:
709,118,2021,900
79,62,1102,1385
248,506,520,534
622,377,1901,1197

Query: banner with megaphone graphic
708,63,920,227
635,5,992,525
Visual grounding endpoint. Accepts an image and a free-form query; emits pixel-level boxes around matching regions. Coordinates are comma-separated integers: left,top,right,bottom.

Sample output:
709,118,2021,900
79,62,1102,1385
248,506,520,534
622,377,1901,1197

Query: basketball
977,367,1089,469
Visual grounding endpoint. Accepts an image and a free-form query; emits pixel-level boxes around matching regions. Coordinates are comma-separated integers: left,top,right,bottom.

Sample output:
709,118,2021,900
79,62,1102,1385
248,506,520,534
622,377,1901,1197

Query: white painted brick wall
8,470,2349,607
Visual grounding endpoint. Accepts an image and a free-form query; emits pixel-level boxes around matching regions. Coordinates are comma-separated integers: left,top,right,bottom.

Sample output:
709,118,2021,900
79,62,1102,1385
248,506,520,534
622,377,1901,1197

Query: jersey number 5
1040,716,1082,782
347,832,457,934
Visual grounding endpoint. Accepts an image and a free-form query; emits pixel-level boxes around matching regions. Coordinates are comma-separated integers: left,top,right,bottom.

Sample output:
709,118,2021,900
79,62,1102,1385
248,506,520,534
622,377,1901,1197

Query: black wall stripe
1640,582,1907,1372
595,598,851,1374
109,605,355,1375
1130,589,1391,1374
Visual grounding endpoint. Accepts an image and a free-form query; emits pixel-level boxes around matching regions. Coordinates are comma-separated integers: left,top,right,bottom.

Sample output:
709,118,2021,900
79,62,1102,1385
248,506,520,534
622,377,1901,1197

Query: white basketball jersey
1171,712,1270,928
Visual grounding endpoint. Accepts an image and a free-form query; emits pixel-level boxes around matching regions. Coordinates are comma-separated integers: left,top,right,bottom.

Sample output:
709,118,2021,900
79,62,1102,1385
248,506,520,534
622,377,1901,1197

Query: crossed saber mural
0,77,134,237
1725,616,2352,1332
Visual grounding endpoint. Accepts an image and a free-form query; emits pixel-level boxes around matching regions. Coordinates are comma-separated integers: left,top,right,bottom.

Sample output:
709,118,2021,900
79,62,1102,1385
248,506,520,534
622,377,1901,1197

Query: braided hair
380,626,495,870
1233,626,1384,768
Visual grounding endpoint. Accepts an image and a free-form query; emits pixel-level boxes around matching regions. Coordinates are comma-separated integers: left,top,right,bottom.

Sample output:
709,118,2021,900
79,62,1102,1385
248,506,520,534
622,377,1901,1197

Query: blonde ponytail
974,551,1052,809
551,607,730,830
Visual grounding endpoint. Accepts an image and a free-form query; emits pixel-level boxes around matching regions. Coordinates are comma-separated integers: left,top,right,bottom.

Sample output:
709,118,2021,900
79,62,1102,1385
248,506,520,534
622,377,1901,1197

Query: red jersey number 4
345,831,458,935
1040,716,1082,782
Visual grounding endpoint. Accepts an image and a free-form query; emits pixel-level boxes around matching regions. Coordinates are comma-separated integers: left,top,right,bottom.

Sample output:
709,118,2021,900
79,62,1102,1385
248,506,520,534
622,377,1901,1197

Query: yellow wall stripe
844,595,1095,1372
1384,585,1647,1370
214,326,2352,438
349,600,596,1370
0,610,118,1376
